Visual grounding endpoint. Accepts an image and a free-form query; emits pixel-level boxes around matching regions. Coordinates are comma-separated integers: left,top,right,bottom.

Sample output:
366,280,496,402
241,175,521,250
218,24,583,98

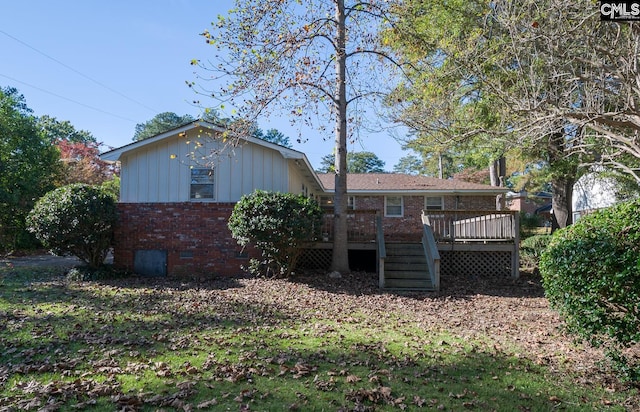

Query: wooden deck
319,210,378,244
423,210,519,242
300,209,520,291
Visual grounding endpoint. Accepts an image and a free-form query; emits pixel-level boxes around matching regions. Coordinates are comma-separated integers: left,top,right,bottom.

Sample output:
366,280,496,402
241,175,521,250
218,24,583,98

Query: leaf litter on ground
0,266,638,411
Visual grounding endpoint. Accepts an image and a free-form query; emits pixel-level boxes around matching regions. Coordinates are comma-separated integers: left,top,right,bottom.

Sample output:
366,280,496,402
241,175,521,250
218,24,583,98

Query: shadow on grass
1,329,626,411
289,270,545,299
0,270,296,370
1,268,635,410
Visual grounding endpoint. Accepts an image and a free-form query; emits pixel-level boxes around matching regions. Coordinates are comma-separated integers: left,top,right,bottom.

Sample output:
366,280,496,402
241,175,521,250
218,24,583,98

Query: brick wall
114,203,258,277
355,195,498,242
114,195,499,276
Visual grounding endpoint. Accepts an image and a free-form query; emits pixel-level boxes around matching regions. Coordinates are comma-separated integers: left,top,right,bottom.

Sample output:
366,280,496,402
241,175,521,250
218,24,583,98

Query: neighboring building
572,170,619,221
506,191,552,223
101,121,509,278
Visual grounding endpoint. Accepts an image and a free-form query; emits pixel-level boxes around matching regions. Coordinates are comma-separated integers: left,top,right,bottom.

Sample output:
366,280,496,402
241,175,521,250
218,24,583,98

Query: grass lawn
0,265,638,411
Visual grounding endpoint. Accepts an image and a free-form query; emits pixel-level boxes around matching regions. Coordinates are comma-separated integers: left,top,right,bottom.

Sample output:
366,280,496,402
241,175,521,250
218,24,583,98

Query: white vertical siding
288,163,307,196
157,143,171,201
119,157,130,202
167,140,180,202
216,150,232,201
241,145,253,196
119,132,307,203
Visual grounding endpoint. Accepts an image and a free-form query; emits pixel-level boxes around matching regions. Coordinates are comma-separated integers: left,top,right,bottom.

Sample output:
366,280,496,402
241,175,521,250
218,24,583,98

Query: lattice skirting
296,247,514,278
440,250,512,277
296,248,332,270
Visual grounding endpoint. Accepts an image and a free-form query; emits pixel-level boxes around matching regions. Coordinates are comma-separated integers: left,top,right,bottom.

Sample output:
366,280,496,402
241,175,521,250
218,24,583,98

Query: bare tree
191,0,405,273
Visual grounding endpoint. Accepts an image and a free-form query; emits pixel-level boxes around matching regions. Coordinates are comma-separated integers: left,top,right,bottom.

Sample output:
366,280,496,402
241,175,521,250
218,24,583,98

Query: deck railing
421,216,441,291
422,210,519,242
321,209,378,242
376,214,386,288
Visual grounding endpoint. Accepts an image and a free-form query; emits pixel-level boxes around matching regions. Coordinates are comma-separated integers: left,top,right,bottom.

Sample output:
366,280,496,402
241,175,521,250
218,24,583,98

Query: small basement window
190,168,215,200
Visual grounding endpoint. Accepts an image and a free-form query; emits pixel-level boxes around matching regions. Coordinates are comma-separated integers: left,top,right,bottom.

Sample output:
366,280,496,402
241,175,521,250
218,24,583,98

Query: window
425,196,443,210
319,196,333,210
319,195,355,210
385,196,403,217
190,168,214,199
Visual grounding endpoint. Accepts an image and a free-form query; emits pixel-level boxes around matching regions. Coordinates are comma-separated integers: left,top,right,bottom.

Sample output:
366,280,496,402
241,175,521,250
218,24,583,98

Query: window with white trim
385,196,403,217
425,196,444,210
190,168,215,199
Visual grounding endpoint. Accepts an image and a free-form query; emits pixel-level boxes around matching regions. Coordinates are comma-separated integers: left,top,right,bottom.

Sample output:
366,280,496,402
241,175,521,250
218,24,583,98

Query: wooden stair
382,242,434,290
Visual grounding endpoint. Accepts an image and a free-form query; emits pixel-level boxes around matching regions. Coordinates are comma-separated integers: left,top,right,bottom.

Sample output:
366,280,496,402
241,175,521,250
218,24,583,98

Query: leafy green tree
254,128,292,148
133,112,197,141
27,184,118,268
393,154,425,175
194,0,406,273
385,0,511,179
36,115,112,186
318,151,385,173
349,151,385,173
37,115,96,144
228,190,323,277
0,87,61,252
318,154,336,173
386,0,639,227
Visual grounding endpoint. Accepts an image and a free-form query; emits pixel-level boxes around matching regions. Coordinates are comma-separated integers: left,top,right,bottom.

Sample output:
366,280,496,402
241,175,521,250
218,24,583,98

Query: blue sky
0,1,409,170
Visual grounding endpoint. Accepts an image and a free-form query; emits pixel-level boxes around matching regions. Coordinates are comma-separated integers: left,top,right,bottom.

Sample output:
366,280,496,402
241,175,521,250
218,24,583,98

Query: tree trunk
331,0,350,273
551,176,574,229
547,131,576,230
489,156,506,210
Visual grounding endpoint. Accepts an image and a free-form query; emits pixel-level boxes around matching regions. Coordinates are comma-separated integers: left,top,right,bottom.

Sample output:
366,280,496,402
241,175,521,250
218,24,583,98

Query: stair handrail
376,213,386,288
421,214,441,291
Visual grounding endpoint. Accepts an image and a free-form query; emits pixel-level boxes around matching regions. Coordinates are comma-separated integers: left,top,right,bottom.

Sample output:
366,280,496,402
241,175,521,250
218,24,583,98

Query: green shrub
228,190,323,277
540,199,640,380
520,234,552,269
65,265,127,282
26,184,118,269
519,211,542,237
100,175,120,200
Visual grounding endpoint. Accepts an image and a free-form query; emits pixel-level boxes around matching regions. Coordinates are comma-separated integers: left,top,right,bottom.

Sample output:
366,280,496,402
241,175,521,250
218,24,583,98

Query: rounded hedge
540,198,640,377
228,190,323,277
27,184,118,268
520,234,552,269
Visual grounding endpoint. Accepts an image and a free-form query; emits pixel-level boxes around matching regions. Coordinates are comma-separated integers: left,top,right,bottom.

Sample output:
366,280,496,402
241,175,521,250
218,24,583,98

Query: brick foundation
113,203,258,277
113,195,498,277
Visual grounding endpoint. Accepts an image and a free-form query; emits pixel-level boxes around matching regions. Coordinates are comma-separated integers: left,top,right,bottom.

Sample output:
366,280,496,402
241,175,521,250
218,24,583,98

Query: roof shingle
317,173,506,193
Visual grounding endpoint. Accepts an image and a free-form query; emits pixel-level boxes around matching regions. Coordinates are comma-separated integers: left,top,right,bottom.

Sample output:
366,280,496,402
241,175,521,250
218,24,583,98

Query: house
572,169,619,221
101,121,515,288
100,121,323,277
317,173,504,242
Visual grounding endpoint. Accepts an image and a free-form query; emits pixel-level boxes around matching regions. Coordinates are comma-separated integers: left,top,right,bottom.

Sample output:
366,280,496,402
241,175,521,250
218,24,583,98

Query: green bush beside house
26,184,118,269
228,190,323,277
540,199,640,380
